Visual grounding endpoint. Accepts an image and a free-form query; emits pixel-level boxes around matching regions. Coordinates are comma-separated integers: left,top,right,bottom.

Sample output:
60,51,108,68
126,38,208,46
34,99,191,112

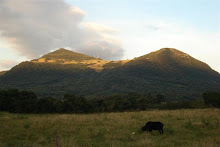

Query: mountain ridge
0,48,219,100
26,48,218,73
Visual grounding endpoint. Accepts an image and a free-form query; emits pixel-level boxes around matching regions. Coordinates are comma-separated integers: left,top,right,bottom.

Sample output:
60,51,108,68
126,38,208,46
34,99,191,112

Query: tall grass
0,109,219,147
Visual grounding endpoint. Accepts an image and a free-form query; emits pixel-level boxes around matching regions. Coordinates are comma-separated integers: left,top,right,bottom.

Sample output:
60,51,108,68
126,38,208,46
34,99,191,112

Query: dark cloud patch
79,41,124,60
146,25,159,31
0,0,124,60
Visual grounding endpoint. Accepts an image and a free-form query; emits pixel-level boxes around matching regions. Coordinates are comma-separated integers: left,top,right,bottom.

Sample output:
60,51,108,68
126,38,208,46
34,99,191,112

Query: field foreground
0,109,219,147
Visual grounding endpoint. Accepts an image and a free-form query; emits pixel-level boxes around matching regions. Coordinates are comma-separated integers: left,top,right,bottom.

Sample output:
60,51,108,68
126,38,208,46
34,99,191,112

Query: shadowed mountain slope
0,71,7,76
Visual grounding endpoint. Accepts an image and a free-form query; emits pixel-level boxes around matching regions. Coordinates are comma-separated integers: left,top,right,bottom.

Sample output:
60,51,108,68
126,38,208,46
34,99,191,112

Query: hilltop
38,48,98,62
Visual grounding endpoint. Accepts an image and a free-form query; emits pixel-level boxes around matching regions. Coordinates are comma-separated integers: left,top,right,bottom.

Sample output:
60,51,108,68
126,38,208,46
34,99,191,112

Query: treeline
0,89,219,114
203,91,220,108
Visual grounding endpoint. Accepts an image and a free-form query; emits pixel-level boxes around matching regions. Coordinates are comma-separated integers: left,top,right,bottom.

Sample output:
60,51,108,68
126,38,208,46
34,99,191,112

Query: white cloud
0,60,20,71
83,23,119,34
0,0,123,61
71,6,87,16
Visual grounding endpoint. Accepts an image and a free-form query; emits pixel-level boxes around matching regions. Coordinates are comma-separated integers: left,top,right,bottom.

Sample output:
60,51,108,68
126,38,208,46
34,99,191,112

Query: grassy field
0,109,219,147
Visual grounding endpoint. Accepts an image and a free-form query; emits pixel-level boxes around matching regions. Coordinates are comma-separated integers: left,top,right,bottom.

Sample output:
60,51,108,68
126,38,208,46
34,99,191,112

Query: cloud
0,0,123,60
0,60,20,71
79,41,123,60
78,22,123,60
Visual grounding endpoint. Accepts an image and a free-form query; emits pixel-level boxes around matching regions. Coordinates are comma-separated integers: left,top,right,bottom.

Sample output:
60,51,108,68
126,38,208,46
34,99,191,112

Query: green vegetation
0,109,219,146
0,89,218,114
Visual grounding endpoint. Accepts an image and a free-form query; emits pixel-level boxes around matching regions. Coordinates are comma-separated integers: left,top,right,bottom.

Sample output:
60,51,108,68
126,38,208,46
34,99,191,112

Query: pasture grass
0,109,219,147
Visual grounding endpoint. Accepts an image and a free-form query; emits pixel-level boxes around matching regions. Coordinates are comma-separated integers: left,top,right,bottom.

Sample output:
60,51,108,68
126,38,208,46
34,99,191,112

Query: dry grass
0,109,219,147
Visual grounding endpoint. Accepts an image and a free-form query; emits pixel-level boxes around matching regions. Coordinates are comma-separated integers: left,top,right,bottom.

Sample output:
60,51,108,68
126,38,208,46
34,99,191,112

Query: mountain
0,48,219,100
123,48,219,79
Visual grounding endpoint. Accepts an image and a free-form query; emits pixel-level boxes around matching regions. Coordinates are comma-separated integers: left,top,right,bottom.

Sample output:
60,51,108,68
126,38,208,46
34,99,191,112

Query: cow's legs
159,129,163,135
159,130,162,135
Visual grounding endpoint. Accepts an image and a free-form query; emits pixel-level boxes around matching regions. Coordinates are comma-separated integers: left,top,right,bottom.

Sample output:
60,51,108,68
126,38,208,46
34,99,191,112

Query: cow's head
142,121,152,132
142,126,147,131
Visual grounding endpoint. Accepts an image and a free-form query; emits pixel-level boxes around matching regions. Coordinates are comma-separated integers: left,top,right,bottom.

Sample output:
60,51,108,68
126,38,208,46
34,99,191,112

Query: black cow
142,121,164,134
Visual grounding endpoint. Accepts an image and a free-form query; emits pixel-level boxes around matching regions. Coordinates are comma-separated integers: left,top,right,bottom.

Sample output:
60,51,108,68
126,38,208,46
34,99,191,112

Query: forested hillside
0,48,220,100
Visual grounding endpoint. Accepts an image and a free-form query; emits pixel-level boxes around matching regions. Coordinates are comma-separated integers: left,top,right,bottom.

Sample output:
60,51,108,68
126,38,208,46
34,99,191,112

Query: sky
0,0,219,73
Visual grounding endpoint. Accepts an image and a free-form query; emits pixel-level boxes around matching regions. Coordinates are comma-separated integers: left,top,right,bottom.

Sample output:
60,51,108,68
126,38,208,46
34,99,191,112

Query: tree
37,97,56,113
2,89,19,112
14,90,37,113
62,94,89,113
